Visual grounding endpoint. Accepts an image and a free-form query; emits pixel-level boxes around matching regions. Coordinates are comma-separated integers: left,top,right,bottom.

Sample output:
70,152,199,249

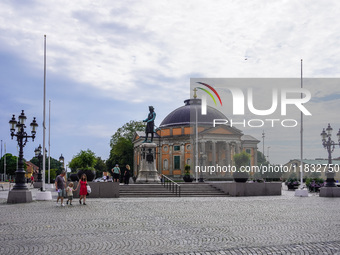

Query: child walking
66,182,75,205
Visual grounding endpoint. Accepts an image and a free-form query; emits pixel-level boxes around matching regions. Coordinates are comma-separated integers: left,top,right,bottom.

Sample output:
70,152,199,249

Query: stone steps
179,183,226,197
119,184,176,197
119,183,227,197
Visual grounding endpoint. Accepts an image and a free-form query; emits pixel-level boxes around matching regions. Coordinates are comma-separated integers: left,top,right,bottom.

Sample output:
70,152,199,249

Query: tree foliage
45,169,57,183
233,151,251,170
69,149,97,171
257,151,269,166
0,153,19,177
110,120,145,147
94,157,107,176
108,137,133,169
107,120,145,173
29,157,63,175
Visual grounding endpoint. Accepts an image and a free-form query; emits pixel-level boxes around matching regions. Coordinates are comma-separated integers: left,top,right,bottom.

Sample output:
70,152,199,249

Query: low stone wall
69,182,119,198
210,182,282,196
319,187,340,197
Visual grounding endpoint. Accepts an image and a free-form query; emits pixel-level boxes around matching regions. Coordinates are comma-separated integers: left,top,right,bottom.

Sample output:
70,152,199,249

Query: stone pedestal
35,191,53,201
136,143,160,183
319,187,340,197
45,183,55,189
295,189,308,197
7,189,33,204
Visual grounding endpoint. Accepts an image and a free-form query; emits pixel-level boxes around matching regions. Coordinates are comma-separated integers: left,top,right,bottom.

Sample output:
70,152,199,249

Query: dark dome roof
160,98,228,128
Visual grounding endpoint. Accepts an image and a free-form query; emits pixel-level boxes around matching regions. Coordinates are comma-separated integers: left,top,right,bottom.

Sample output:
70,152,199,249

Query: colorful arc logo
196,82,223,106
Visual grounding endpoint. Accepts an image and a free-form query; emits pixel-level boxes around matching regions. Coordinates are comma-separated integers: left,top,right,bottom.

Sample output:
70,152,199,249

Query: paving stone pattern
0,190,340,254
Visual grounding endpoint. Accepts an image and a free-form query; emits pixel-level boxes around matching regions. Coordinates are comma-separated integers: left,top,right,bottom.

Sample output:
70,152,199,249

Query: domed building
133,97,260,179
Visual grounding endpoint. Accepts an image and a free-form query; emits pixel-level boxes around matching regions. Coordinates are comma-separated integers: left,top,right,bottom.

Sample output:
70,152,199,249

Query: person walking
76,174,88,205
112,164,121,182
124,165,131,185
55,170,66,206
66,182,76,205
30,175,34,187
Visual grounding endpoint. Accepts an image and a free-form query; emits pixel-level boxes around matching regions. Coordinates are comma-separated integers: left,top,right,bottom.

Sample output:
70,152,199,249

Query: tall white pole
0,140,2,181
48,100,51,184
262,131,265,158
16,146,18,173
300,59,303,187
193,88,199,183
195,104,198,182
42,35,47,191
4,143,6,182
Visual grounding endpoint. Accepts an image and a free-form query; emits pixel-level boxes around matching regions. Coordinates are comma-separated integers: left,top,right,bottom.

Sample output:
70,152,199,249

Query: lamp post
59,154,65,168
262,130,265,158
59,154,65,182
34,144,44,183
8,111,37,203
320,123,340,187
267,146,271,162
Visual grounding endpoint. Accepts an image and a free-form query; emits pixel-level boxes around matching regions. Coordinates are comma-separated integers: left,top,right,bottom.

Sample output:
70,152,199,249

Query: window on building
174,156,180,169
174,145,180,151
246,149,251,154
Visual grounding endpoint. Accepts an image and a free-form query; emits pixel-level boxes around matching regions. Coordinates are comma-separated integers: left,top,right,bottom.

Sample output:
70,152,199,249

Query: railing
161,174,181,197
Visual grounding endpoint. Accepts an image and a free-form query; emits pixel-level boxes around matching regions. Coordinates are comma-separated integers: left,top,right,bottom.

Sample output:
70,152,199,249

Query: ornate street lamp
9,110,38,191
321,123,340,187
59,154,65,168
34,144,44,183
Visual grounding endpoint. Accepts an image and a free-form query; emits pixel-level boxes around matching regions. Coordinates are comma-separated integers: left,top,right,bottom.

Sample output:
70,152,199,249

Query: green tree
233,151,251,170
108,137,133,169
257,151,269,166
45,169,57,183
110,120,145,147
94,157,107,177
69,149,97,171
256,152,281,181
0,153,19,177
29,157,63,175
107,120,145,172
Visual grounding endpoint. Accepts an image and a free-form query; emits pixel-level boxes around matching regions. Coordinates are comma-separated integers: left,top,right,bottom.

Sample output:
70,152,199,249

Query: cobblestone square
1,189,340,254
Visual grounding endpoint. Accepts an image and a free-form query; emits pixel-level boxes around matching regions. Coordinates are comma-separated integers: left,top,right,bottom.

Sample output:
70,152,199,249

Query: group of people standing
55,170,89,206
54,164,132,206
111,164,131,185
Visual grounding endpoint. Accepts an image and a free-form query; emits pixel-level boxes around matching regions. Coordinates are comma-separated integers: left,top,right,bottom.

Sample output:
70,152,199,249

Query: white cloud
1,0,340,164
2,1,340,102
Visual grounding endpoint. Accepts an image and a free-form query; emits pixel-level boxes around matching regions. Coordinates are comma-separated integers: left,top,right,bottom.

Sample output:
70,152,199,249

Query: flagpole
300,59,303,187
4,143,6,183
42,35,47,191
48,99,51,184
193,88,198,182
35,35,52,200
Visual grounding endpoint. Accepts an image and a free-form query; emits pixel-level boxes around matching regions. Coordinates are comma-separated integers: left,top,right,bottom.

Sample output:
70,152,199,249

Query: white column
181,143,185,174
225,142,231,166
169,143,173,175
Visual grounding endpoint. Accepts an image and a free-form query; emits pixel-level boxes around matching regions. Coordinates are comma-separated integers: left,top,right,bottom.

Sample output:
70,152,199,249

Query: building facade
133,98,260,179
283,159,340,180
26,161,39,179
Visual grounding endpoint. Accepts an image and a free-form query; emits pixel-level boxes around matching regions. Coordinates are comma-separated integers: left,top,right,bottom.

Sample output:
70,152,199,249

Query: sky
1,0,340,167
